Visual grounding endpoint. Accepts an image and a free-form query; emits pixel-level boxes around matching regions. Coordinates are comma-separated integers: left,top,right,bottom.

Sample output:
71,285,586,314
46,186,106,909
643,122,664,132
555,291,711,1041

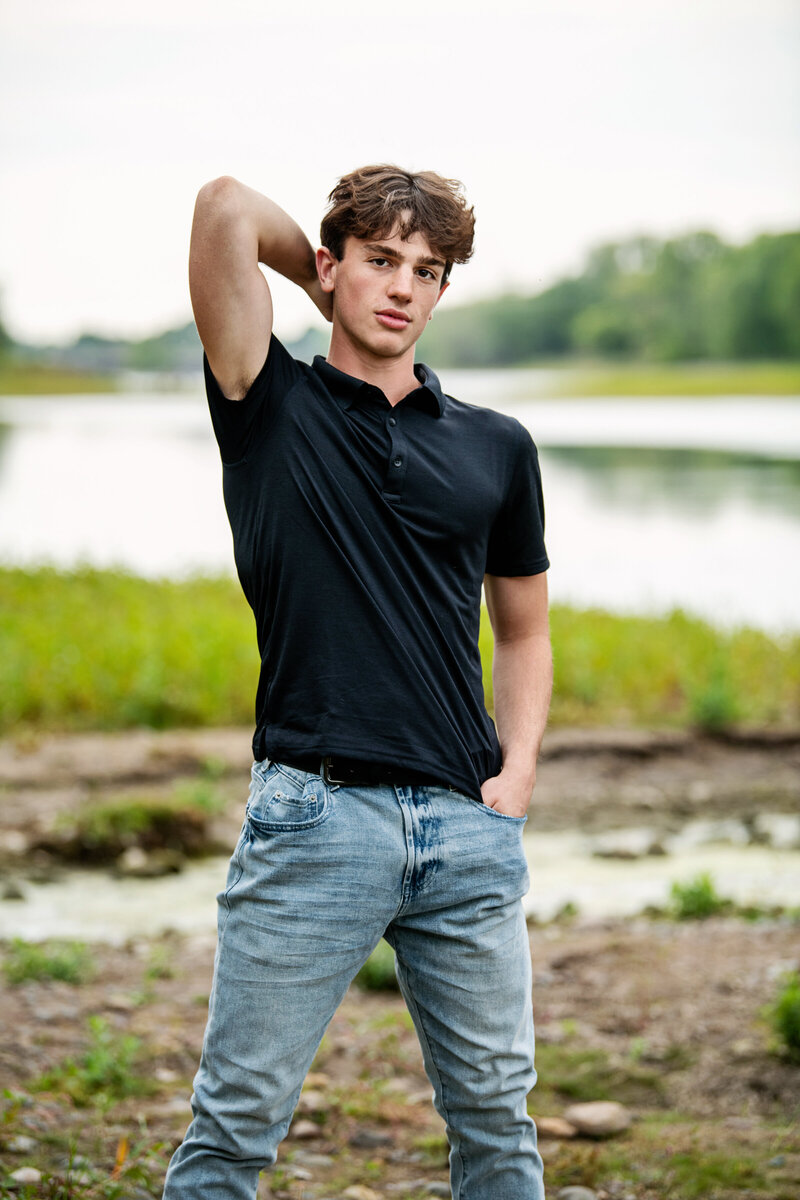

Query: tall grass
2,566,797,735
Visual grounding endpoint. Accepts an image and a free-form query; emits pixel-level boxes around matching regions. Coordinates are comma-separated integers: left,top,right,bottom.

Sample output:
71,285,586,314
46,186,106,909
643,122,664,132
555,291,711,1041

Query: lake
1,375,799,633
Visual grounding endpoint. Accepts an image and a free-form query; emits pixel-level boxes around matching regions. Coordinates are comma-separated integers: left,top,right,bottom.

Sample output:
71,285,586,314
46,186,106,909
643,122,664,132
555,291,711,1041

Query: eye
416,268,436,281
369,257,389,267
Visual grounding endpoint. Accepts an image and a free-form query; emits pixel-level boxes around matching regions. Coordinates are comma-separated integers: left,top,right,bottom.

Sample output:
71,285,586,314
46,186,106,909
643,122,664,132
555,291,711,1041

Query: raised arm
189,176,331,401
481,571,552,818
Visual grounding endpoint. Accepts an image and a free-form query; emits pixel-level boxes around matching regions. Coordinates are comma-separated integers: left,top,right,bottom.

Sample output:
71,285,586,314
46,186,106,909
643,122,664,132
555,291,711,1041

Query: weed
2,938,95,985
32,1015,152,1107
355,940,400,992
687,656,740,731
763,969,800,1061
534,1042,665,1108
669,872,731,920
412,1133,449,1165
144,943,176,981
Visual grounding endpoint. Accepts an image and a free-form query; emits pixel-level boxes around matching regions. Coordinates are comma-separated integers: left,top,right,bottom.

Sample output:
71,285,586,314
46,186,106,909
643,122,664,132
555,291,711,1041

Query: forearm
492,632,553,783
192,176,318,294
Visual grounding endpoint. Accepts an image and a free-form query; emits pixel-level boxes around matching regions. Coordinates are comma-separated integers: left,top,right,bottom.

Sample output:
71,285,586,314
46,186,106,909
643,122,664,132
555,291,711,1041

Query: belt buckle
321,755,348,786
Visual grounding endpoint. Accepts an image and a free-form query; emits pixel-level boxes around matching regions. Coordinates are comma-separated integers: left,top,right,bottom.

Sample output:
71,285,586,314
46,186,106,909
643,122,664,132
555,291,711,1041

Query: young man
163,165,551,1200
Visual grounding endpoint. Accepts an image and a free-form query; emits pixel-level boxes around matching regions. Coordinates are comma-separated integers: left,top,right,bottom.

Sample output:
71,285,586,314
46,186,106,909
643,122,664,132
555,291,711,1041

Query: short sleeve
204,334,303,464
485,427,550,576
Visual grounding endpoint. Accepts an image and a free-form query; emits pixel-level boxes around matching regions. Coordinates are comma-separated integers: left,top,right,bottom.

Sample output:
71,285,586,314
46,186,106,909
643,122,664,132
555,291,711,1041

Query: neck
326,327,420,408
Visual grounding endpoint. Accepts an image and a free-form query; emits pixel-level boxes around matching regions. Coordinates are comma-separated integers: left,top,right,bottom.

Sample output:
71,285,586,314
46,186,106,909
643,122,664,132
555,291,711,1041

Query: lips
376,310,411,330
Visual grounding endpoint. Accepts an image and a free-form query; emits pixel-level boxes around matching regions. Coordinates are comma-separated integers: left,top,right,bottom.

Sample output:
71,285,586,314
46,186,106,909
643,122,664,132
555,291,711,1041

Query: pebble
10,1168,43,1185
289,1118,320,1139
292,1151,335,1168
535,1115,578,1139
562,1100,632,1138
342,1187,383,1200
349,1129,394,1148
296,1088,328,1114
557,1188,599,1200
425,1185,451,1197
8,1135,37,1153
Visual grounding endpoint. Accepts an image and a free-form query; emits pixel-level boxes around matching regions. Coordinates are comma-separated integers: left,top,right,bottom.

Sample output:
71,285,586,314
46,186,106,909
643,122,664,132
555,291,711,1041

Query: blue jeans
163,761,545,1199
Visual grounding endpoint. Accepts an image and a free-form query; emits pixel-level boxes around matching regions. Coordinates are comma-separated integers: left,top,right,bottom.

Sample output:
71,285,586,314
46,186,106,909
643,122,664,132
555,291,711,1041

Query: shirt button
388,417,397,427
393,457,402,467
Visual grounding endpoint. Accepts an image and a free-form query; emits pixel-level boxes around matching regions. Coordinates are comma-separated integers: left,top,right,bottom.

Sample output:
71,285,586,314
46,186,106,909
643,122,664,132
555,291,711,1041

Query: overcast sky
1,0,798,344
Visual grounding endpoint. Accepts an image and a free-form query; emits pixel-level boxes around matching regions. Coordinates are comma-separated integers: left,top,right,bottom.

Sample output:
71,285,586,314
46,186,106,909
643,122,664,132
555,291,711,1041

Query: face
317,225,449,363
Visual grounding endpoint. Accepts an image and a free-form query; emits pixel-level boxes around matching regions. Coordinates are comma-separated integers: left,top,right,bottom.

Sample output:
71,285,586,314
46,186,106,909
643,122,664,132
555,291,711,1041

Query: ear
434,280,449,308
316,246,337,294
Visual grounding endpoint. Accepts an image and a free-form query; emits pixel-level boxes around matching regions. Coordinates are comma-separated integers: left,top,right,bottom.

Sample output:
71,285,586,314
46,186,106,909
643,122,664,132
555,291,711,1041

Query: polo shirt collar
312,355,446,418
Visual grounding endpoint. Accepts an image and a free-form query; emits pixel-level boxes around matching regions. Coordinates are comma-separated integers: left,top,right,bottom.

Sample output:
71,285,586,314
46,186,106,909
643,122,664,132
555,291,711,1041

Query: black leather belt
278,753,452,791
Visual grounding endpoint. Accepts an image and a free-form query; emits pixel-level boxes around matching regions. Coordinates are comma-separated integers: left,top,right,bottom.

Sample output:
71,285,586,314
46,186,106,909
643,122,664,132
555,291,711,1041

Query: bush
669,872,730,920
355,940,399,992
3,938,95,985
764,970,800,1060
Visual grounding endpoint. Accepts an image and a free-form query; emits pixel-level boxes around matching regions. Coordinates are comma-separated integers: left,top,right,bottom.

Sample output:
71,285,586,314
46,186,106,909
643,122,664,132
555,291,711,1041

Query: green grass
668,872,732,920
2,938,96,985
49,780,226,861
355,940,400,992
550,359,800,396
31,1016,152,1108
764,970,800,1061
0,362,118,394
533,1041,666,1110
2,566,798,736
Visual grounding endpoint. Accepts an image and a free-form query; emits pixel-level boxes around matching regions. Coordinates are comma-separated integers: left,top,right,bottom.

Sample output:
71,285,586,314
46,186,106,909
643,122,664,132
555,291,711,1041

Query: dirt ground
0,727,798,1198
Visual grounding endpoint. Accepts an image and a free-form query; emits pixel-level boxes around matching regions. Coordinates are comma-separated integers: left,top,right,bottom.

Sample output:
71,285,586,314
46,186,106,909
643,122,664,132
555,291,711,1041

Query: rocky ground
0,726,798,1198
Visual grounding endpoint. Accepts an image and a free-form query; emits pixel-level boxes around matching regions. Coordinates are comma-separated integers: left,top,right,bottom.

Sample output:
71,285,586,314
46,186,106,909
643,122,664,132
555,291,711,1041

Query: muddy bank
0,917,798,1198
1,726,798,859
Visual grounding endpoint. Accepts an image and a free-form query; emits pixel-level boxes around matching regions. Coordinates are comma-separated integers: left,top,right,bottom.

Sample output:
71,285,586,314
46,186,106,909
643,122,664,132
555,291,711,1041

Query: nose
388,265,413,301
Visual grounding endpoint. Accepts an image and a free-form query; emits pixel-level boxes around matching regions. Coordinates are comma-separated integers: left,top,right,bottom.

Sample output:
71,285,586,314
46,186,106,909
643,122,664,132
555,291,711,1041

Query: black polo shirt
205,335,549,801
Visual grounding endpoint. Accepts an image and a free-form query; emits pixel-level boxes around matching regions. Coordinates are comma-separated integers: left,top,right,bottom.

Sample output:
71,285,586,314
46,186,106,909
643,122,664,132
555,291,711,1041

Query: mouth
376,310,412,331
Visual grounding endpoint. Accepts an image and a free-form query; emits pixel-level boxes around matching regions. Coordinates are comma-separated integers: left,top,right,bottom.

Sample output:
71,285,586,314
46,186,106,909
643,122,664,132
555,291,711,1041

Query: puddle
1,824,798,942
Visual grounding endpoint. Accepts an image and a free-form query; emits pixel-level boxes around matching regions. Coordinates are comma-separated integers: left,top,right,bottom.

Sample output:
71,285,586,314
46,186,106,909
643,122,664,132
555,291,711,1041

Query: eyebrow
363,243,446,270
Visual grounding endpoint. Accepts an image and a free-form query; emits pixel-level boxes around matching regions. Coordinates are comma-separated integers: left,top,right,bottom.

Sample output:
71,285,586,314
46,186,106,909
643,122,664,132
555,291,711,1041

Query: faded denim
162,761,545,1199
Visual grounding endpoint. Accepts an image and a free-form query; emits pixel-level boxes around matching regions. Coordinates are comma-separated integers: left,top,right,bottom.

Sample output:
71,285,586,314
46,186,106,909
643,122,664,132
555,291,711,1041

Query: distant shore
2,358,800,396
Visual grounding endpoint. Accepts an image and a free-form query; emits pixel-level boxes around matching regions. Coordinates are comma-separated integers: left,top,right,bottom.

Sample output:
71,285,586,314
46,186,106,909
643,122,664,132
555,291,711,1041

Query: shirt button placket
385,414,408,499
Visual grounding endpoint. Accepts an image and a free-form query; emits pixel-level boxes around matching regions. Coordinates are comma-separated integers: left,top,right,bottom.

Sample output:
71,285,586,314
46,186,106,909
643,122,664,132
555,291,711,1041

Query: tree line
418,229,800,366
1,228,798,374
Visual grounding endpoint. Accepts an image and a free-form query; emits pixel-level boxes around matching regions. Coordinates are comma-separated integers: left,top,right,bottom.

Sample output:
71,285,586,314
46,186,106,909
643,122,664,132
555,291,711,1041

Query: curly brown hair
320,164,475,285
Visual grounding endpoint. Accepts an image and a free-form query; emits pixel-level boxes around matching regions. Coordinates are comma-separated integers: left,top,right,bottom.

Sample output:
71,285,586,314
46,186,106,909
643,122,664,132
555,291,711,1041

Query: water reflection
543,445,800,518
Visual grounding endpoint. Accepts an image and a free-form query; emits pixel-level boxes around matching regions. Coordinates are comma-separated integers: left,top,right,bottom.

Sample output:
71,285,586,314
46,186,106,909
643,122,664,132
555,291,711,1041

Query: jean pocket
466,796,528,824
247,761,332,833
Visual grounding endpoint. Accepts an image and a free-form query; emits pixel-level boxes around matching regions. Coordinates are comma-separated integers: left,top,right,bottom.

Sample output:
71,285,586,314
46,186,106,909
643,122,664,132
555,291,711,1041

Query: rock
10,1168,43,1185
0,830,29,857
289,1119,320,1139
349,1128,394,1148
562,1100,632,1138
591,827,665,860
753,812,800,850
8,1135,37,1153
296,1088,327,1114
535,1115,578,1139
292,1151,335,1167
1,878,25,901
115,846,183,878
342,1188,383,1200
287,1166,313,1180
425,1185,451,1197
303,1070,331,1088
557,1188,599,1200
